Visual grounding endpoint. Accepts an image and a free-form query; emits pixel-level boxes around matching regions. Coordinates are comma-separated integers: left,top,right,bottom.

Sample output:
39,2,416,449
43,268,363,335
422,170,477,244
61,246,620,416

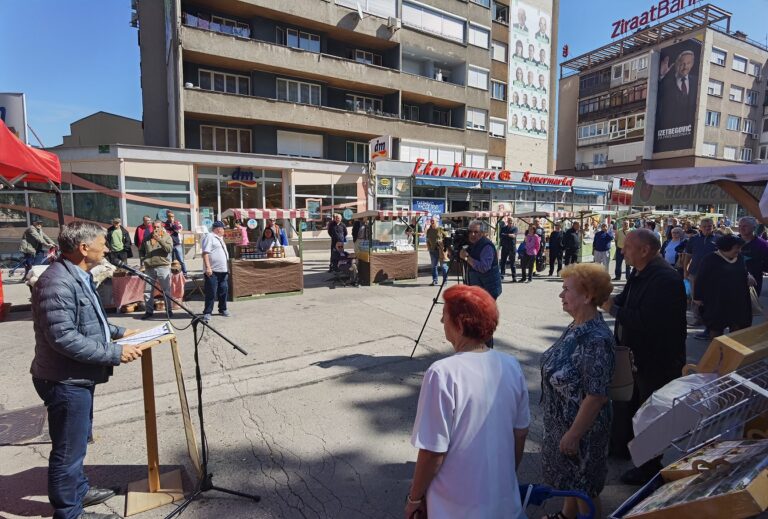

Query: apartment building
129,0,611,232
556,4,768,209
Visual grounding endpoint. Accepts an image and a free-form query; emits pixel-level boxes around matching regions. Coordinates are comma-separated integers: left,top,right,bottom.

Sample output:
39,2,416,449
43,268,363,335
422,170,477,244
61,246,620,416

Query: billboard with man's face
653,38,702,153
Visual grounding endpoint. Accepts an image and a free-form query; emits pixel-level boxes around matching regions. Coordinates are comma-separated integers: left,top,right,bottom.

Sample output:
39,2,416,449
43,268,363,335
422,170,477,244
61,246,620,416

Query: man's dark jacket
328,221,347,245
563,228,581,251
612,256,686,377
30,258,126,384
548,230,564,251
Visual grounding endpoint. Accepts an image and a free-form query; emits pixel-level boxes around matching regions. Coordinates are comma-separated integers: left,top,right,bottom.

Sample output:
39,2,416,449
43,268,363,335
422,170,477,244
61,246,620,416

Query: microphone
115,261,152,282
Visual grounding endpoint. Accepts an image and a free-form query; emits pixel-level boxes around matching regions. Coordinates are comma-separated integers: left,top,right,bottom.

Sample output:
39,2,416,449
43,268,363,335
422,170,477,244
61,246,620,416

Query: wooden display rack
683,321,768,376
125,333,202,516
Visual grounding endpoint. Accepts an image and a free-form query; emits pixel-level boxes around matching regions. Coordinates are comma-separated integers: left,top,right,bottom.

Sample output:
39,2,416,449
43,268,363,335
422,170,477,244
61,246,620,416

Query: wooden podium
125,333,202,516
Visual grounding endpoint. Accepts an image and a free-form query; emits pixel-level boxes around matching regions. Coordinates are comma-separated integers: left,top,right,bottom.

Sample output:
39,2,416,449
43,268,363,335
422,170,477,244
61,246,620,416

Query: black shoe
620,464,660,486
82,487,116,508
548,271,554,276
79,513,121,519
613,276,621,281
140,313,153,320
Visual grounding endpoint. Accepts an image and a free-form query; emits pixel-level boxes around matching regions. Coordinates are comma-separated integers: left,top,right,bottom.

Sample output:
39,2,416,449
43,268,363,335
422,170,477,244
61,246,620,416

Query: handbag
609,346,635,402
749,287,763,317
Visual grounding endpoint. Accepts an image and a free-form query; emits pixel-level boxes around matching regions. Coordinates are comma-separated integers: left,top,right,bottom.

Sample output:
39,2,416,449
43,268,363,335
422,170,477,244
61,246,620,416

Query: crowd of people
21,210,765,519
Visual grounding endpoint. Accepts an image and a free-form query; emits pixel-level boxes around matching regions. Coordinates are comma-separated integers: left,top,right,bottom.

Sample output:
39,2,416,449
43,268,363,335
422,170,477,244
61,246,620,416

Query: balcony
183,88,487,148
181,25,486,106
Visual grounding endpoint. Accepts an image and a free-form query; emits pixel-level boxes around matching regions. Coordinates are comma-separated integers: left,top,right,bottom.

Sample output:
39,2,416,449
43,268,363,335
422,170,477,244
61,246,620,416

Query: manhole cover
0,406,46,444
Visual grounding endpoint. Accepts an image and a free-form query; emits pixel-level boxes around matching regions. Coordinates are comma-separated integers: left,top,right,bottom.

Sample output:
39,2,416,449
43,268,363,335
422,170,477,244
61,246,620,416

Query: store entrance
449,200,490,212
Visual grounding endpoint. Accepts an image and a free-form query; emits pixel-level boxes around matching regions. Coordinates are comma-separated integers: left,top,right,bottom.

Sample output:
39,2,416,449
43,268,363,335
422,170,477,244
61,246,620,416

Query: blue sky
1,0,766,147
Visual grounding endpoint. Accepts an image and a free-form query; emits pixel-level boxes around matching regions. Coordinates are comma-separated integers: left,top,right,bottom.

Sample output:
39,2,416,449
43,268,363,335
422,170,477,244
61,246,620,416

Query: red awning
0,120,61,185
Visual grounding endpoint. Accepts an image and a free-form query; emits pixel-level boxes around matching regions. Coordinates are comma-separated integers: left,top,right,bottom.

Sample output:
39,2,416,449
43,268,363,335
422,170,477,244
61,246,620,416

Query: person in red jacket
133,215,153,266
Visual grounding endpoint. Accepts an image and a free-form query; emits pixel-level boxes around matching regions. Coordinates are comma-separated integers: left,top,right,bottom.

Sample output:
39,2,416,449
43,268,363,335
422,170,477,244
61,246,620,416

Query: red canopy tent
0,119,64,224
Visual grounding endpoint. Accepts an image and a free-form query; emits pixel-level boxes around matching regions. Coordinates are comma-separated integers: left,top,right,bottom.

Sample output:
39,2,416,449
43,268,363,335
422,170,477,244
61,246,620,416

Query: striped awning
550,211,577,219
352,210,429,220
442,211,514,219
221,208,309,220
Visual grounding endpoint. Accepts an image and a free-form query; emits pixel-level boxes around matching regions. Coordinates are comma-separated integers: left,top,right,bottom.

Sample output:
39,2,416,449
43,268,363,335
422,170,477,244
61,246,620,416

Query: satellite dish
357,2,365,20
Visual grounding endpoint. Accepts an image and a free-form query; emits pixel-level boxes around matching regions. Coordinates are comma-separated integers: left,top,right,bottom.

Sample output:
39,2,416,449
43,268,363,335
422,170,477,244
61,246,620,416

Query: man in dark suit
657,50,698,130
548,224,564,276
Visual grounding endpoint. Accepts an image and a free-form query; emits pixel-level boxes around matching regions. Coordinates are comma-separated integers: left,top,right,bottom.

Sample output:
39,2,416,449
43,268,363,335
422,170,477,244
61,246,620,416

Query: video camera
443,228,470,256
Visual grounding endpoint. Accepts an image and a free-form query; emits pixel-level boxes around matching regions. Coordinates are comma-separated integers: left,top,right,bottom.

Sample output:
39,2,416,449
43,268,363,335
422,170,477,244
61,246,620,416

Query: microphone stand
117,263,260,515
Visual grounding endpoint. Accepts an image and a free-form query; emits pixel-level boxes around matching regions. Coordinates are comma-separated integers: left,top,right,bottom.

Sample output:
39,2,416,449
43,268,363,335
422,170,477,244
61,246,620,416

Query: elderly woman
693,234,752,339
660,226,687,274
406,285,530,519
540,263,615,519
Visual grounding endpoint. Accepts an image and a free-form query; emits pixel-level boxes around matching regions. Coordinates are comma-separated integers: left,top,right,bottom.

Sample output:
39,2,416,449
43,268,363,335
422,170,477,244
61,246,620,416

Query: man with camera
459,220,502,300
139,220,173,320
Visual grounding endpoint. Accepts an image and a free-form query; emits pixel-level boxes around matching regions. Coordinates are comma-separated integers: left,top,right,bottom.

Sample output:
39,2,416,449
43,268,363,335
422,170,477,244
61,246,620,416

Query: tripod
410,254,466,359
115,263,260,516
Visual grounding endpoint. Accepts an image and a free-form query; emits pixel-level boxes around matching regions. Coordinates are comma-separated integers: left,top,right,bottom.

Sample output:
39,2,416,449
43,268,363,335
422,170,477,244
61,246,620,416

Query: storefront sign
632,172,763,205
611,0,697,38
0,93,27,143
228,167,259,187
521,171,574,186
369,135,392,163
247,218,258,229
412,158,512,181
305,198,322,222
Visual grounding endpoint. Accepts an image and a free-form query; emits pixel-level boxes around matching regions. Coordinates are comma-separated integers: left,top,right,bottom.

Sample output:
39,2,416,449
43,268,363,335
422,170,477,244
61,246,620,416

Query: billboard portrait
653,38,702,153
507,0,551,140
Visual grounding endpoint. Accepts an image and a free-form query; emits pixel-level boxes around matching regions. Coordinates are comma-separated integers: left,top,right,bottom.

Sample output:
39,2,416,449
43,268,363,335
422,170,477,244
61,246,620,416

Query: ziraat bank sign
611,0,698,38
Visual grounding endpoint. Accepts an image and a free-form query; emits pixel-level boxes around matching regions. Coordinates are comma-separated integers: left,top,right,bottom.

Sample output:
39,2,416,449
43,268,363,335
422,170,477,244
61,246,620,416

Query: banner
633,173,763,206
507,0,551,140
413,199,445,244
653,38,702,153
0,93,27,144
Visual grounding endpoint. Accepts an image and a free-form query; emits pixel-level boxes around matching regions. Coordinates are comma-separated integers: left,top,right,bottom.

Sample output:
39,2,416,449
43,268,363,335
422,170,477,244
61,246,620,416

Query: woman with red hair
405,285,530,518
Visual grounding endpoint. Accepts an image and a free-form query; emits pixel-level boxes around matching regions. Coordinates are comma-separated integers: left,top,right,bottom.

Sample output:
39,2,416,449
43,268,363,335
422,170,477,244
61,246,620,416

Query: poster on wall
413,199,445,244
507,1,551,140
653,37,702,153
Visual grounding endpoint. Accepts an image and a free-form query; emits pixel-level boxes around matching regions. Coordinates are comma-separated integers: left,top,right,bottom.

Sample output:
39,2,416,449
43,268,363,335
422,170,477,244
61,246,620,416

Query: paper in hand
116,321,174,346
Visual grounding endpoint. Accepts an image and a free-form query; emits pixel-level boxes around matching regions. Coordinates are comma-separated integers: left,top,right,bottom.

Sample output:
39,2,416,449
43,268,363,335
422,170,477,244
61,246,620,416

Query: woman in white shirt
406,285,530,519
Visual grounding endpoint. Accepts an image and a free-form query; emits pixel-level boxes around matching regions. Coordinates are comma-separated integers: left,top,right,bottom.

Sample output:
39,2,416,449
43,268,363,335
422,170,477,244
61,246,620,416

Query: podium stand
125,333,202,516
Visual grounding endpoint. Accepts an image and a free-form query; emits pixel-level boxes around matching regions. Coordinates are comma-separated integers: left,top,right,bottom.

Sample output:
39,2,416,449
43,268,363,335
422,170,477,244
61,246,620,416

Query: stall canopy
221,208,309,220
441,211,514,219
0,120,61,186
352,210,428,220
641,165,768,221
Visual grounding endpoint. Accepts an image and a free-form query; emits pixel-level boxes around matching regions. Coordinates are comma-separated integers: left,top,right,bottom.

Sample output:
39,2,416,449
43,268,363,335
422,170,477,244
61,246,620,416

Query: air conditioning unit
388,17,401,31
751,132,760,139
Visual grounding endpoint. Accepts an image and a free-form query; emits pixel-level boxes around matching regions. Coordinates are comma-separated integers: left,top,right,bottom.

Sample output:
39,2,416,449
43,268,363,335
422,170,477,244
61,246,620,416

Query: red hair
443,285,499,342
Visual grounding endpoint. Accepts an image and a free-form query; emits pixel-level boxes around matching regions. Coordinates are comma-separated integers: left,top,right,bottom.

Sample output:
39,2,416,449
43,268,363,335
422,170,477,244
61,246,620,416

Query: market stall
108,271,186,311
219,208,307,299
352,210,427,285
440,210,514,245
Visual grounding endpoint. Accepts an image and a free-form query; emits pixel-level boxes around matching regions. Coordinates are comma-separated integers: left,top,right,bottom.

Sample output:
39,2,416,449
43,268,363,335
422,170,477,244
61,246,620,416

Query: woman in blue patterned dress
540,263,615,519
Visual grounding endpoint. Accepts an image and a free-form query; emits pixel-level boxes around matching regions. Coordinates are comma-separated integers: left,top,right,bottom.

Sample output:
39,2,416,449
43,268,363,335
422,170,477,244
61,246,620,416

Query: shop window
70,172,119,190
127,200,191,229
0,193,29,227
73,192,120,224
125,177,189,191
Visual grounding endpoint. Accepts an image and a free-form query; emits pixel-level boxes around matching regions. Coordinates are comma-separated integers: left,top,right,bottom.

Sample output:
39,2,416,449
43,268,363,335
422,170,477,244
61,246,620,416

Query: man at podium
30,221,142,519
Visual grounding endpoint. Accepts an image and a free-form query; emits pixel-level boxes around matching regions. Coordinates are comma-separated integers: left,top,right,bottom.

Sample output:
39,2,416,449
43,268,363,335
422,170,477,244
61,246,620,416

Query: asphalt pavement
0,251,758,518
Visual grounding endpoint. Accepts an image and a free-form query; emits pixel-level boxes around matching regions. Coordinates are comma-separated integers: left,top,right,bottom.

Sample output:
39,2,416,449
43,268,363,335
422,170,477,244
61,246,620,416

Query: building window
487,156,504,169
732,55,747,73
759,146,768,161
491,80,507,101
400,140,463,164
402,104,419,121
764,118,768,133
489,118,506,138
354,49,382,66
346,141,369,163
432,108,452,126
749,61,762,77
710,47,726,66
468,24,490,49
276,130,323,158
707,79,723,97
577,121,607,140
491,40,507,62
729,85,744,102
470,0,490,7
746,90,759,106
702,142,717,157
593,152,607,166
740,148,753,162
335,0,396,19
346,94,383,113
726,115,741,131
200,125,252,153
466,107,488,131
723,146,737,160
608,113,645,140
705,110,720,127
276,27,320,52
198,69,250,95
467,66,489,90
743,119,755,134
492,2,508,23
276,78,321,105
402,1,465,43
465,151,486,168
185,13,250,38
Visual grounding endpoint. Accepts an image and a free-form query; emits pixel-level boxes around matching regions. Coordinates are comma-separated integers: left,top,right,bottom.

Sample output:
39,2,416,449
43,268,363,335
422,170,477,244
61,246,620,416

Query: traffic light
562,44,569,58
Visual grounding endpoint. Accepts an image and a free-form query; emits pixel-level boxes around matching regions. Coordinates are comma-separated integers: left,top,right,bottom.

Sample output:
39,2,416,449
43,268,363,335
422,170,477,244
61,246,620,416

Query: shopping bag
609,346,635,402
749,287,763,316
